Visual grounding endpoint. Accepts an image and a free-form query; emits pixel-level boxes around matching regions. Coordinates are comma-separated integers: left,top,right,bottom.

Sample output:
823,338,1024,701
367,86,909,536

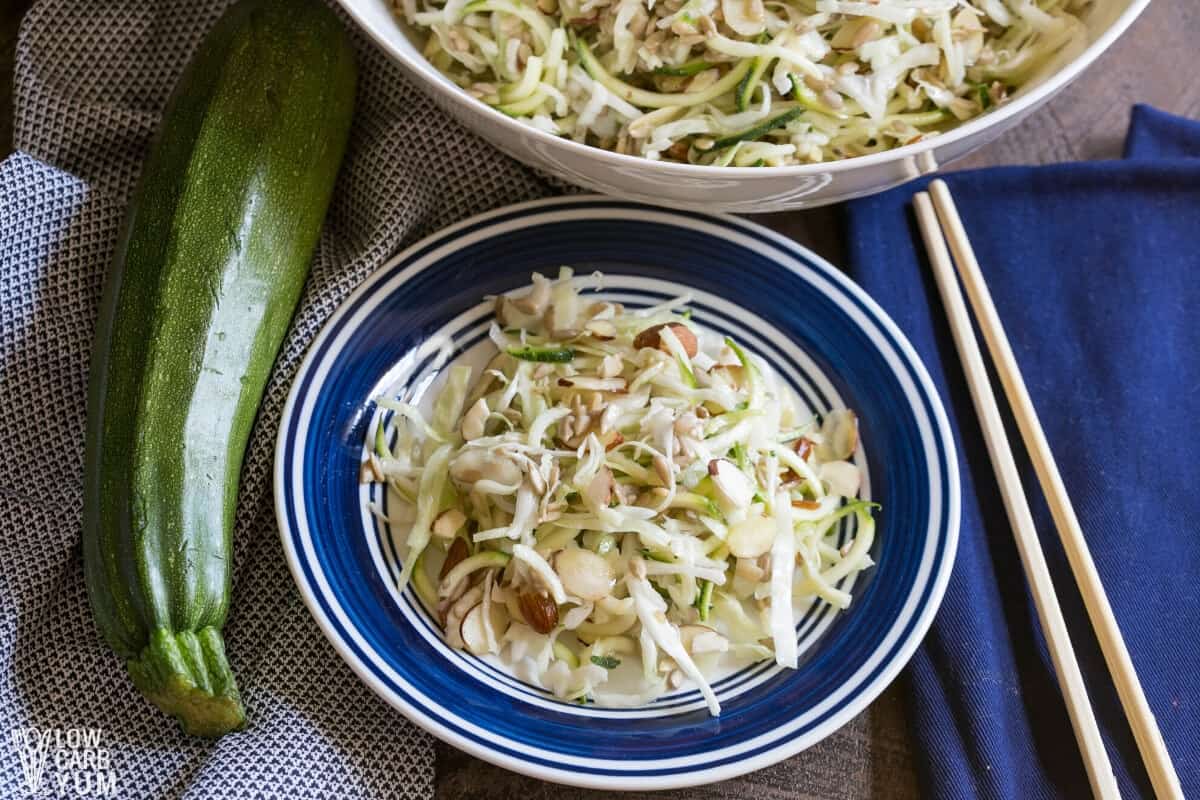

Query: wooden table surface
3,2,1197,798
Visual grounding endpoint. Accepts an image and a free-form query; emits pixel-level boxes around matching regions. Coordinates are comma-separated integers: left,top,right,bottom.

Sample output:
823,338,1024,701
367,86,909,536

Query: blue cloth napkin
842,106,1200,799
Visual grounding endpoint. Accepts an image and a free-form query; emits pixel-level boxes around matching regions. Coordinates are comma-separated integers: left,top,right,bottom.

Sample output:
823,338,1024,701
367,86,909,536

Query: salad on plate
360,269,878,713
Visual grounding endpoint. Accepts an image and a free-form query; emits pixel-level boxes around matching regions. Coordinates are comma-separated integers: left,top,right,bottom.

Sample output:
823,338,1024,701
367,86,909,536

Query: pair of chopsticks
914,180,1183,800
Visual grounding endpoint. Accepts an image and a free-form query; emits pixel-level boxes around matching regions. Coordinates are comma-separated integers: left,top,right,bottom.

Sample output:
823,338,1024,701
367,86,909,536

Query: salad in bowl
396,0,1090,166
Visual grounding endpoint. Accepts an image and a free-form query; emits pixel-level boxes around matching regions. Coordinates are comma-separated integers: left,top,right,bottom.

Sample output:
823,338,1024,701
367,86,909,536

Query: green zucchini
976,83,993,110
574,35,754,109
735,35,774,113
82,0,356,737
553,640,581,669
507,345,575,362
712,108,804,150
696,579,714,622
653,59,713,77
641,548,676,564
735,56,770,113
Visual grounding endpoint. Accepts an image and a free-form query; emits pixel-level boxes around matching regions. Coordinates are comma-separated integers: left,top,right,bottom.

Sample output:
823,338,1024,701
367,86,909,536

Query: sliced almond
728,513,775,558
585,466,615,508
816,409,858,461
691,630,729,655
460,398,489,441
512,273,552,316
545,280,581,340
586,319,618,340
433,508,467,540
585,301,620,320
677,624,715,652
460,603,490,655
735,556,765,583
781,437,816,484
708,459,756,508
444,584,483,647
464,351,508,419
820,460,861,498
598,352,623,379
633,322,698,358
494,295,539,329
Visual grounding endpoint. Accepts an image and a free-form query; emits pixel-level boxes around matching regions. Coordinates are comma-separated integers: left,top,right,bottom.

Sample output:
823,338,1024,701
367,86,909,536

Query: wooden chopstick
925,179,1184,800
913,190,1121,800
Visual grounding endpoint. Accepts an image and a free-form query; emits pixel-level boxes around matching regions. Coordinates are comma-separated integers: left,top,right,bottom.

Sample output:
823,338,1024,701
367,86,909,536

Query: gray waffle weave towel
0,1,555,796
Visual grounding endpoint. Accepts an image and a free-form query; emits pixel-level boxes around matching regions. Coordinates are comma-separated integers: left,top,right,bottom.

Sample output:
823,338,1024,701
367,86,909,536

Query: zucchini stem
126,627,246,737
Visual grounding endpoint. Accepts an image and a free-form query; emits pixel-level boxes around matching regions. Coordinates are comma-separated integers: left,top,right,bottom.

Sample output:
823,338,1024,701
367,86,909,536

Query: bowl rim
336,0,1150,178
274,195,963,789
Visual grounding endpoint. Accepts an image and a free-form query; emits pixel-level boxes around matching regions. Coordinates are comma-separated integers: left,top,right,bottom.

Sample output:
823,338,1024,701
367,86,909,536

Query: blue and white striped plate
275,196,959,789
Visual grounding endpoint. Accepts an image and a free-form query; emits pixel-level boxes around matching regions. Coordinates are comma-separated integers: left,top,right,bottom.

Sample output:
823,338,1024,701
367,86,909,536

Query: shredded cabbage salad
393,0,1088,165
362,269,878,712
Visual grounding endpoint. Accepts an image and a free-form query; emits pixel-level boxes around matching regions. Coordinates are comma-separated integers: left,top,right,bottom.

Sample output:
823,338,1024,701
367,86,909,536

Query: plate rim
273,194,961,790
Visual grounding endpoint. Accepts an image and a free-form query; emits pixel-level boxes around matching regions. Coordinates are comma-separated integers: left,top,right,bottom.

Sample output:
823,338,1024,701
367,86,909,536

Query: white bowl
337,0,1148,212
